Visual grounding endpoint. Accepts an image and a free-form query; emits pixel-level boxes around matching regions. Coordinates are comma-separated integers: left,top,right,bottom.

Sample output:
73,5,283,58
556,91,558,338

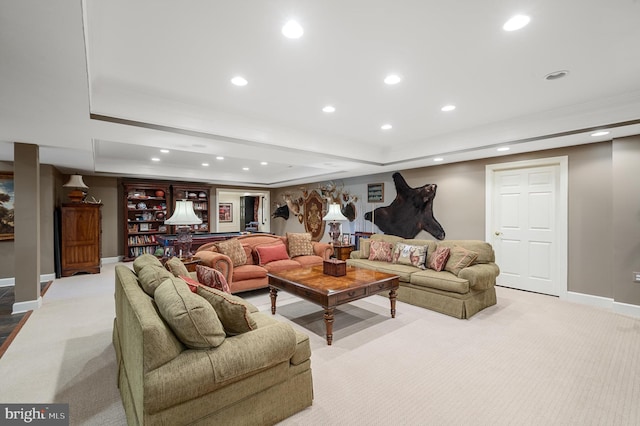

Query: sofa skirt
395,284,497,319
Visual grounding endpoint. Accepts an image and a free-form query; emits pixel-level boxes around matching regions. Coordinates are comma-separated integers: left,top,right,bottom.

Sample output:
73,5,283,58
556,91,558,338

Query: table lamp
165,200,202,258
322,203,348,245
63,174,89,203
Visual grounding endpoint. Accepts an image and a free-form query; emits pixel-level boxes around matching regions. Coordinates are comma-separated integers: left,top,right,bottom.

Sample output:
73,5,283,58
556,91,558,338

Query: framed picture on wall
219,203,232,222
0,172,14,241
367,183,384,203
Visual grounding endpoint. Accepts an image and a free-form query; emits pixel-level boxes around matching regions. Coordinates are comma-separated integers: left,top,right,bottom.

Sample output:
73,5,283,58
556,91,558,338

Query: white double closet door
486,157,568,297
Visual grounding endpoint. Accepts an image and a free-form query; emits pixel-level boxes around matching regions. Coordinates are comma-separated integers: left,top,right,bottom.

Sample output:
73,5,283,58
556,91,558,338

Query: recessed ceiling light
497,147,510,152
544,70,569,81
381,124,393,130
384,74,401,85
322,105,336,113
160,149,169,153
441,105,456,112
433,157,444,162
260,161,268,165
503,15,530,31
202,163,209,166
242,167,249,171
231,76,248,86
282,20,304,39
591,131,610,137
151,157,160,162
216,156,224,160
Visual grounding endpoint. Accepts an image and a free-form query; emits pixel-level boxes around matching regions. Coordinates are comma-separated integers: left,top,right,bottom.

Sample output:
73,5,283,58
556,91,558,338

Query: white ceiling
2,0,640,188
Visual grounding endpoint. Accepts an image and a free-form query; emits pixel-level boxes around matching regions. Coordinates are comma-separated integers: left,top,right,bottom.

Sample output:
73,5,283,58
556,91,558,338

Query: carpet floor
1,263,639,425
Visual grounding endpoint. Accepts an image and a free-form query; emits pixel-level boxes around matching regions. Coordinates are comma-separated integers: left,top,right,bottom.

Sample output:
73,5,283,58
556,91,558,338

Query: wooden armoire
60,203,102,277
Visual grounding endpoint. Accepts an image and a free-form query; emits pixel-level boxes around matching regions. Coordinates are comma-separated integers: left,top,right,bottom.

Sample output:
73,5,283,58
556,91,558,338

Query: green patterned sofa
347,234,499,319
113,255,313,425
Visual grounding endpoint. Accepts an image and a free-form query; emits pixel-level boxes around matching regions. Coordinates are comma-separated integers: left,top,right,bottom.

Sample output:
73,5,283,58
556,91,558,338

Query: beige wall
273,140,640,307
82,175,119,258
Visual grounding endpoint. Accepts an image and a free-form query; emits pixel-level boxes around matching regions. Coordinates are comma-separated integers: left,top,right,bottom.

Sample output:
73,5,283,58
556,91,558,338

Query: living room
2,1,640,424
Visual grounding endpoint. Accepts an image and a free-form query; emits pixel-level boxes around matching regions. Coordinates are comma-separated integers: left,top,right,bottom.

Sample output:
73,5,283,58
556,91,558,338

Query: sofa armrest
195,251,234,284
144,322,298,413
350,250,364,259
312,242,334,260
458,263,500,290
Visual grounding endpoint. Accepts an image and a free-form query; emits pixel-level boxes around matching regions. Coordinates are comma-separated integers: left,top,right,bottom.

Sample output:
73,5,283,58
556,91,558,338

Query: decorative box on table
323,259,346,276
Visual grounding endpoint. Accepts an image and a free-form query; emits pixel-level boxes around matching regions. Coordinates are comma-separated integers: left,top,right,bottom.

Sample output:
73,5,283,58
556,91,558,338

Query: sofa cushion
154,277,226,348
287,232,315,257
196,286,257,336
360,239,371,258
165,256,189,277
256,243,290,265
347,258,417,282
196,264,231,293
410,269,470,294
216,238,247,267
242,244,255,265
428,245,451,272
445,246,479,275
233,264,269,282
138,264,174,296
263,259,304,273
133,253,163,274
392,243,427,269
369,240,394,262
292,255,324,267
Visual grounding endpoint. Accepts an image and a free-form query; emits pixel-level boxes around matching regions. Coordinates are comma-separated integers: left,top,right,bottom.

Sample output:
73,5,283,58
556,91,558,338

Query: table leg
269,286,278,315
389,288,397,318
323,307,335,345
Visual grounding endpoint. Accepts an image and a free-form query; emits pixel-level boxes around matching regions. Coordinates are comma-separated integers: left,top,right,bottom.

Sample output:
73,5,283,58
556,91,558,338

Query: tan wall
273,140,640,307
82,175,119,258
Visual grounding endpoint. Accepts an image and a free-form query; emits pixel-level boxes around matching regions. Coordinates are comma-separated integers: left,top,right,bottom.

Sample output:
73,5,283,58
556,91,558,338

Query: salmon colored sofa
196,234,333,293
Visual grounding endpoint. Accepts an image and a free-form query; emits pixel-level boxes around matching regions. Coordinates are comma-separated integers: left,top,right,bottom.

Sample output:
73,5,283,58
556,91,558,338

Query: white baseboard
0,273,55,288
566,291,640,319
12,296,43,314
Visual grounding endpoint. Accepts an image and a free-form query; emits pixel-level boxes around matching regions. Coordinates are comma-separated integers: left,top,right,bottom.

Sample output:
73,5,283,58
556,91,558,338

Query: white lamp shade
63,174,89,189
322,203,348,221
165,200,203,225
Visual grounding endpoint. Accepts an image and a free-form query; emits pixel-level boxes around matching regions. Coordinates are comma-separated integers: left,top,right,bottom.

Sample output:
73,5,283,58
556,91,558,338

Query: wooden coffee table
268,265,399,345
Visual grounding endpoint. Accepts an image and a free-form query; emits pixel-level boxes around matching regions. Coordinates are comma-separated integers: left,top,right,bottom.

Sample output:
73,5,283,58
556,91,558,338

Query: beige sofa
196,233,333,293
347,235,499,319
113,255,313,425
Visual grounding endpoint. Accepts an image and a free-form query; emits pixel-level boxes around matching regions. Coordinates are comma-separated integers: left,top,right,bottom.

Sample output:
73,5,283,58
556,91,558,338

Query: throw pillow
154,277,225,348
428,245,451,272
197,286,257,336
368,240,394,262
137,264,174,296
360,238,371,259
133,253,163,274
392,243,427,269
165,256,189,277
179,275,200,293
255,243,290,265
286,232,315,257
196,264,231,293
215,238,247,267
444,246,479,275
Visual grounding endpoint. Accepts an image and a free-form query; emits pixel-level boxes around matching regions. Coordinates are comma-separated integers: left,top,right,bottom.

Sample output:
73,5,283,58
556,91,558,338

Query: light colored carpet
1,262,639,425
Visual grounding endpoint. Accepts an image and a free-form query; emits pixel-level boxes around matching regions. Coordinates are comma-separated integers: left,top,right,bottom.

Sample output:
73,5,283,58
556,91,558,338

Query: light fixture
322,203,348,246
160,149,169,153
322,105,336,113
231,76,248,86
503,15,530,31
63,174,89,203
151,157,160,162
282,20,304,39
433,157,444,162
441,105,456,112
381,124,393,130
242,167,249,171
260,161,268,165
497,147,510,152
202,163,209,166
384,74,402,85
591,131,610,137
216,156,224,160
165,200,202,258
